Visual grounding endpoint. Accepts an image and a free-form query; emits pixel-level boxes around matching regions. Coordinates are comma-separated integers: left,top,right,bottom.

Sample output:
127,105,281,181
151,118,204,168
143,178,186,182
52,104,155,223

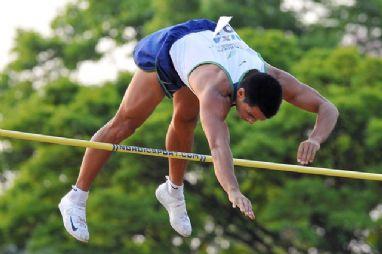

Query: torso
170,25,267,104
133,19,267,100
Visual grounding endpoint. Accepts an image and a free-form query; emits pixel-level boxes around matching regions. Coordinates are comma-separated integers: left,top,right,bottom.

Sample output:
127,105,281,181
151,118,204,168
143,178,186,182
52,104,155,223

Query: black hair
240,69,282,118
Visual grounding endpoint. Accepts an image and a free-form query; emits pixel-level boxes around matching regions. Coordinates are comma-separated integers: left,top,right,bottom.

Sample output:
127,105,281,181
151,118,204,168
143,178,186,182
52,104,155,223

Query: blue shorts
133,19,216,98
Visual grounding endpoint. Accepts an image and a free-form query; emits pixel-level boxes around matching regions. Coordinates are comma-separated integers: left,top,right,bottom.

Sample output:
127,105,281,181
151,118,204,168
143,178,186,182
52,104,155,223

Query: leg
155,87,198,237
60,69,164,242
166,87,199,185
76,69,165,191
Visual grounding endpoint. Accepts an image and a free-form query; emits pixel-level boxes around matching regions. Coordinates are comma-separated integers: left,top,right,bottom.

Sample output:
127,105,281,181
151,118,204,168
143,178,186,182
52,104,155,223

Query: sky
0,1,67,70
0,0,135,85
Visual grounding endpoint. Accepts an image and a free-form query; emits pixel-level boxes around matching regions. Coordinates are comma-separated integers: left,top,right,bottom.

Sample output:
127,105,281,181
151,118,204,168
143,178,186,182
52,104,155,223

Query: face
235,88,266,124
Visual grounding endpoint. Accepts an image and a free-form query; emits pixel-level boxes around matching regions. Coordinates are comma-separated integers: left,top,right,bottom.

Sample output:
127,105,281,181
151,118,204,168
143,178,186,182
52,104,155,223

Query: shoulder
266,64,284,80
266,64,293,89
266,64,307,100
189,64,232,118
189,64,232,99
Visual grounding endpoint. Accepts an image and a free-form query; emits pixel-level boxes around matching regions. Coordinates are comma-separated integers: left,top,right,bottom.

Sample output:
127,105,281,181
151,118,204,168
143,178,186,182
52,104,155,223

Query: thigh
115,69,165,125
172,87,199,124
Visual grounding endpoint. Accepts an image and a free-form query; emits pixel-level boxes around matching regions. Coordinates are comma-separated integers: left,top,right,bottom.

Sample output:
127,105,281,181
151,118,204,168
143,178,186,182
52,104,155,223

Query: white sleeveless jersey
169,25,267,88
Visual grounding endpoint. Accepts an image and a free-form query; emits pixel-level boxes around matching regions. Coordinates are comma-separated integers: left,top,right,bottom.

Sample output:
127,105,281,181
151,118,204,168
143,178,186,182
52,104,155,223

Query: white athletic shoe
58,195,89,242
155,181,192,237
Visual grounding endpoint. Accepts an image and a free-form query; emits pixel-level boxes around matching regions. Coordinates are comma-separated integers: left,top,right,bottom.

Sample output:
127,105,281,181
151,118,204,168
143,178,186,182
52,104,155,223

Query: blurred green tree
1,0,381,253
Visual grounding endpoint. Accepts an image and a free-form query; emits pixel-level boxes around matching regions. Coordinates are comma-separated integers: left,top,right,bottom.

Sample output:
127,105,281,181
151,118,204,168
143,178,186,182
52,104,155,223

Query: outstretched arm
189,64,255,219
198,87,255,220
268,65,339,165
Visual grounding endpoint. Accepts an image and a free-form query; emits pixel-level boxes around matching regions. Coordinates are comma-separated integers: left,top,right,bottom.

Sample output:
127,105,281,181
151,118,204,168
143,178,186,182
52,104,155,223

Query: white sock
66,185,89,207
166,177,184,199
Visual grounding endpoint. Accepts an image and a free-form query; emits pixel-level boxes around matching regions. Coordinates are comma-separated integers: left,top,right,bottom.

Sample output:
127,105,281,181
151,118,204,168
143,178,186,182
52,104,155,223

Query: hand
297,138,320,165
228,190,255,220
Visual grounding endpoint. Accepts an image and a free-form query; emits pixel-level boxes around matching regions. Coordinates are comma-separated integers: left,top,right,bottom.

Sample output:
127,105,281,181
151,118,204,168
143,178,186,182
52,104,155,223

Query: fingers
299,142,310,165
244,198,255,220
229,192,255,220
237,196,255,220
302,144,313,164
238,197,245,213
297,142,305,164
308,145,318,163
297,140,320,165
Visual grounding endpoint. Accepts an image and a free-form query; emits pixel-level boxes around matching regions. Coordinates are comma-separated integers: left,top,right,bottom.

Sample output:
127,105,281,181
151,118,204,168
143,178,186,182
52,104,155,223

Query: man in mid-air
58,18,339,242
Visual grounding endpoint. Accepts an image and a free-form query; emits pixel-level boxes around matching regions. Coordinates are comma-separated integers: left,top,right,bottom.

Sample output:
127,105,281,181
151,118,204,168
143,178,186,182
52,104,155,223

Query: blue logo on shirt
213,25,242,44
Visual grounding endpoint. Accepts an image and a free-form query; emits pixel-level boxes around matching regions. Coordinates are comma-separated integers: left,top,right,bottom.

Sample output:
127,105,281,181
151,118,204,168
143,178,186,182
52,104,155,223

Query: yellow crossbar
1,128,381,181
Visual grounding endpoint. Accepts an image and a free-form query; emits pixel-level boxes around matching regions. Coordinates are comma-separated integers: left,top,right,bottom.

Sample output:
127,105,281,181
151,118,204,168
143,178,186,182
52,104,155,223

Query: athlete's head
235,69,282,124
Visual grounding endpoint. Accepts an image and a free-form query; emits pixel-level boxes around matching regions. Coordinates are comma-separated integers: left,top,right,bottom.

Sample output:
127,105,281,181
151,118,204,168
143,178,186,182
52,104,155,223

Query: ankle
75,181,90,192
168,176,183,186
66,185,89,206
166,177,184,198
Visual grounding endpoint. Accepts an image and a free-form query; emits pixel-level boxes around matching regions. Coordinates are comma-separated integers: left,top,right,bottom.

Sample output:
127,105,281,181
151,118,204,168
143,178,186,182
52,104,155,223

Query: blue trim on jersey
133,19,216,97
231,82,239,105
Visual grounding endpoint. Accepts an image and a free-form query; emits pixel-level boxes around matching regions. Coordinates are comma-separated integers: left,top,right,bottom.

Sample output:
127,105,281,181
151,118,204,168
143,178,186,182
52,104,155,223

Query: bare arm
188,65,255,219
198,88,255,219
269,65,339,165
198,88,237,193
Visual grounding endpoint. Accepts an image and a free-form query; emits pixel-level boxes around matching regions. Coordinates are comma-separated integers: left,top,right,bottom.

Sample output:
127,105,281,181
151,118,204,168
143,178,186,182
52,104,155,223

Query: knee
171,114,198,133
106,116,139,142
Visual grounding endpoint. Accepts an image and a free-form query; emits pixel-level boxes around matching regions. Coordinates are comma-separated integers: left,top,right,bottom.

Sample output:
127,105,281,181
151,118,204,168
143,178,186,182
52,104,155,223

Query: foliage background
1,0,382,253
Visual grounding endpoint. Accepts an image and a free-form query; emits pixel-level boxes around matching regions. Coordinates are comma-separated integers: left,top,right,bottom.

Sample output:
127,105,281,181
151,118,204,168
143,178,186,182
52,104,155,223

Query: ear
237,88,245,99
